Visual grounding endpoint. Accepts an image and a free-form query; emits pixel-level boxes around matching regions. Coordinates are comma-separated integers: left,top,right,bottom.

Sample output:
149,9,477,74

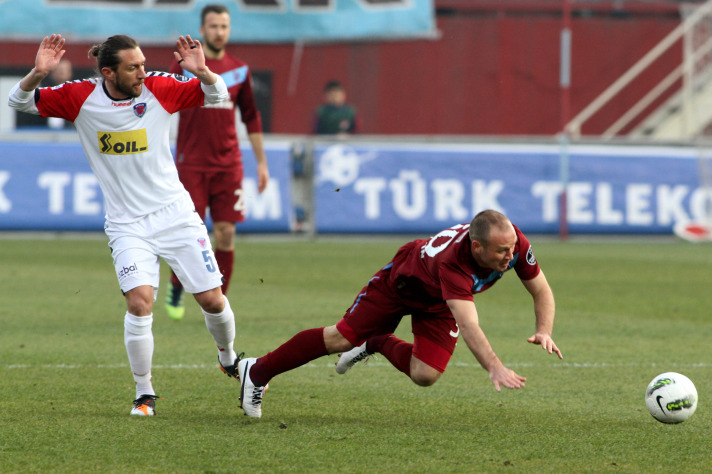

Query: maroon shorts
336,267,459,373
178,168,245,223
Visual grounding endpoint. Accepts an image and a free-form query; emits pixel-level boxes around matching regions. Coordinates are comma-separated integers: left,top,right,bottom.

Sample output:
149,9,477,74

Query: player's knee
194,288,225,314
409,362,441,387
410,373,438,387
125,286,154,316
323,325,352,354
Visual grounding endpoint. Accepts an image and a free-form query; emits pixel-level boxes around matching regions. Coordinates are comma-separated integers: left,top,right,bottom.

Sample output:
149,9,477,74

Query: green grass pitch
0,234,710,472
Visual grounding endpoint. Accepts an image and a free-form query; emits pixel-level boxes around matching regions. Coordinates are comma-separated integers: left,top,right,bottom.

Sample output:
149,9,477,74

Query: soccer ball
645,372,698,424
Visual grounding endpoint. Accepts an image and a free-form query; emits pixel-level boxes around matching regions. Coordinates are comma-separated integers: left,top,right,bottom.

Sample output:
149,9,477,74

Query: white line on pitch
3,361,712,370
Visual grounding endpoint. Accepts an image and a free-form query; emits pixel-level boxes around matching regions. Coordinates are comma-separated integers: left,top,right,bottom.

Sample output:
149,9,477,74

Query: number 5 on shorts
202,250,217,273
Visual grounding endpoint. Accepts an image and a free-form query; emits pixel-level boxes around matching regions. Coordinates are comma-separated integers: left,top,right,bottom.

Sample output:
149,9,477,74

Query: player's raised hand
174,35,206,73
35,34,66,75
20,34,66,91
527,332,563,359
174,35,219,85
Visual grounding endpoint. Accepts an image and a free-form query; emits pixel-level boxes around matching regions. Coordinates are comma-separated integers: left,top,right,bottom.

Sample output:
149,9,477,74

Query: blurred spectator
47,59,74,129
49,58,73,85
312,80,360,135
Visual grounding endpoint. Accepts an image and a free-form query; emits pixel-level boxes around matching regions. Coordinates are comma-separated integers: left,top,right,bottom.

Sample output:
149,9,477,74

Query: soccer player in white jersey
8,34,244,416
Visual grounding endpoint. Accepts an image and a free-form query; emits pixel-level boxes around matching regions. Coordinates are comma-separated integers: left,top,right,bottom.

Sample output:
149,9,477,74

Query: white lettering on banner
657,185,689,225
432,179,468,220
689,187,712,221
38,172,103,216
568,182,593,224
596,183,623,225
390,170,427,220
74,173,101,215
342,169,708,227
353,173,504,221
38,172,71,215
242,178,282,219
0,171,11,212
531,181,561,222
531,181,712,226
354,178,387,219
627,184,653,225
472,180,505,215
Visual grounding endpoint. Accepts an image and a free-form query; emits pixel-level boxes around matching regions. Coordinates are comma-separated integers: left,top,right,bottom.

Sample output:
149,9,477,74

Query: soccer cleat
219,352,245,380
238,358,266,418
130,394,159,416
165,281,185,320
335,342,373,374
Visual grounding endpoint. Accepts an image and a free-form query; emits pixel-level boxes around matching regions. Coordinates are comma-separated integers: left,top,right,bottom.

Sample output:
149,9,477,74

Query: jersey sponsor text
97,129,149,155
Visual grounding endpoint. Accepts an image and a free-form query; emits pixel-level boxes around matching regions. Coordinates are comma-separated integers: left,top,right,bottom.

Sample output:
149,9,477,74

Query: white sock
124,312,155,398
203,296,237,367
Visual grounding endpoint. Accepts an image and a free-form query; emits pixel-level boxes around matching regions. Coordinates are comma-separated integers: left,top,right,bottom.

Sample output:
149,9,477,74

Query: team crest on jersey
133,102,147,117
198,238,207,248
526,246,536,265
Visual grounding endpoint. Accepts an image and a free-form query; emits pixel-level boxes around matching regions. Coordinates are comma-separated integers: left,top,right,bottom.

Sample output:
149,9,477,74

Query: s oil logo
97,129,148,155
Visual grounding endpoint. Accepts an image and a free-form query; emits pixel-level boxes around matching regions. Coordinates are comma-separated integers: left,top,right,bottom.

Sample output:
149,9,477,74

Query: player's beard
204,38,225,56
114,75,143,98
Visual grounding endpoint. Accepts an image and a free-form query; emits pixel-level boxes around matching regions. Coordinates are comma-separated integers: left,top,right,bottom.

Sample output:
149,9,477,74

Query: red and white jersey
169,54,263,171
8,73,228,223
388,223,540,307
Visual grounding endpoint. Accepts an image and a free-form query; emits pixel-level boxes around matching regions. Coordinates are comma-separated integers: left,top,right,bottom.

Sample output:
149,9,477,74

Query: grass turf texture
0,235,710,472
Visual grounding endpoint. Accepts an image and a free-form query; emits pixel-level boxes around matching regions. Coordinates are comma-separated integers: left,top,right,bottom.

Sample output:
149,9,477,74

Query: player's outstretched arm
21,34,66,92
522,271,563,359
448,298,526,392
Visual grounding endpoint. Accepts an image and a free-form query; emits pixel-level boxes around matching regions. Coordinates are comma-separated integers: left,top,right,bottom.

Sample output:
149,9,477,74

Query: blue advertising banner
0,140,293,232
0,0,436,43
314,143,710,234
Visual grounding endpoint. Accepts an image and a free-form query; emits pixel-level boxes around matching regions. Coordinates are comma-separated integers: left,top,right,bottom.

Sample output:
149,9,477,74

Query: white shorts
105,195,224,297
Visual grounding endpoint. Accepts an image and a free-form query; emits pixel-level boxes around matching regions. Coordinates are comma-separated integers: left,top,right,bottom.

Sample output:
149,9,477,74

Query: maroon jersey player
165,4,269,320
235,210,563,418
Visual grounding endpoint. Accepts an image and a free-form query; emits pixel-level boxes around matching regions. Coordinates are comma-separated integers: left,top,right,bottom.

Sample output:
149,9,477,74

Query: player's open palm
489,364,526,392
174,35,206,74
35,34,66,74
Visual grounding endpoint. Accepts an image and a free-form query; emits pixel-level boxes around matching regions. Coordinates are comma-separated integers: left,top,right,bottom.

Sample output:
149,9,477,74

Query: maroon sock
250,328,328,386
215,250,234,294
170,271,182,288
368,334,412,377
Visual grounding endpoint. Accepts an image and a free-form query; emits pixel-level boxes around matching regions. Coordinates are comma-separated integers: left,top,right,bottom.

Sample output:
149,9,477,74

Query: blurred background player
15,58,74,129
166,3,270,320
46,59,74,129
312,80,360,136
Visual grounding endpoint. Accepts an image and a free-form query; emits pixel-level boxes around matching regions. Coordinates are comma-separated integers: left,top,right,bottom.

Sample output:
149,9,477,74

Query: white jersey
8,73,228,223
